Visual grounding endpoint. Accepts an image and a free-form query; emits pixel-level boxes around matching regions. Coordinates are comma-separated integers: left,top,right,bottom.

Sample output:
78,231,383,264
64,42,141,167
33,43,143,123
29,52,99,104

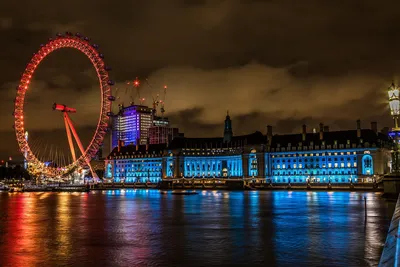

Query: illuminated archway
362,154,373,175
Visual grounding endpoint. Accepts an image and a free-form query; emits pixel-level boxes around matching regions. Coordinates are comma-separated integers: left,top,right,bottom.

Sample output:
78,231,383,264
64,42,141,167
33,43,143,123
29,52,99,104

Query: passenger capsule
99,54,104,59
105,66,112,71
108,96,116,101
107,80,115,86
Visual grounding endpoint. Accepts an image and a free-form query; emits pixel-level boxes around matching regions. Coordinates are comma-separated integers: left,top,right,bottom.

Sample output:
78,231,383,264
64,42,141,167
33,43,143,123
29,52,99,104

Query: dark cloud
0,0,398,160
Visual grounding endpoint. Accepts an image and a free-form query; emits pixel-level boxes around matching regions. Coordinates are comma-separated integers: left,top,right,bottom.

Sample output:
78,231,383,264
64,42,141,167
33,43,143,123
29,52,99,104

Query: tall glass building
111,105,153,148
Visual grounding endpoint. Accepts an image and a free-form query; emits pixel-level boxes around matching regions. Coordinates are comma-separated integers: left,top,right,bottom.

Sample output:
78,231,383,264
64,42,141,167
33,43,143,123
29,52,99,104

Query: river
0,190,393,267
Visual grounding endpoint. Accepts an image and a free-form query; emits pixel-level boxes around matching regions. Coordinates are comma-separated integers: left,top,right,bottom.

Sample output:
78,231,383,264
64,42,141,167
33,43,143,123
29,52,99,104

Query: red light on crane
134,77,140,87
164,85,167,89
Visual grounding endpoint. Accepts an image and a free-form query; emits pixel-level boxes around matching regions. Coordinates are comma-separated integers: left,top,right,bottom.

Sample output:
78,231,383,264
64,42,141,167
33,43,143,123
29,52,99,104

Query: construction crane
124,81,134,105
160,85,167,119
151,94,160,116
145,78,161,116
126,77,145,105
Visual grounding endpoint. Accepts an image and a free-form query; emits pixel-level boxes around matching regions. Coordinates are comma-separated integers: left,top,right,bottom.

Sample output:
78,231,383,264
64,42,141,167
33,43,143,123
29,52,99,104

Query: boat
8,187,22,193
171,190,198,195
0,185,8,191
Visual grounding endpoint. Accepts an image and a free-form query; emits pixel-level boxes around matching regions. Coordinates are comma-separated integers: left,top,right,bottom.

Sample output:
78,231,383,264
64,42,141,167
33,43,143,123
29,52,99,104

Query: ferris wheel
13,32,115,177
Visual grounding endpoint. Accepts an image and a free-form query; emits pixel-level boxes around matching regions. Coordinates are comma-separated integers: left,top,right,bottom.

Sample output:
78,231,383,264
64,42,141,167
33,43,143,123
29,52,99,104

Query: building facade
105,115,392,184
111,105,180,149
148,126,179,145
111,105,153,148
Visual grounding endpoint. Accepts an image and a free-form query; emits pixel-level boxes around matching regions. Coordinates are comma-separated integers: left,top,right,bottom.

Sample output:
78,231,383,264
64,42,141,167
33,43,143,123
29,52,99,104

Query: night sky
0,0,398,161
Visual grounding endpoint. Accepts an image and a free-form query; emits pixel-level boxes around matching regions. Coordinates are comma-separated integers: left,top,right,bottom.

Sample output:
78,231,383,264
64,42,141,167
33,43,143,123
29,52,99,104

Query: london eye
13,32,115,178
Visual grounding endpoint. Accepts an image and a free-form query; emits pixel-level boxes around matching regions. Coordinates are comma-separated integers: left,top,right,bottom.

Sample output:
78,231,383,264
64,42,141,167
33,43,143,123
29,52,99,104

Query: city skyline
0,1,399,160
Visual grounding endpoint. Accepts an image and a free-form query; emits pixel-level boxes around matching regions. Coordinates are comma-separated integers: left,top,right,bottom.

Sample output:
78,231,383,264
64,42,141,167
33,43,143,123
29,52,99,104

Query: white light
389,84,400,115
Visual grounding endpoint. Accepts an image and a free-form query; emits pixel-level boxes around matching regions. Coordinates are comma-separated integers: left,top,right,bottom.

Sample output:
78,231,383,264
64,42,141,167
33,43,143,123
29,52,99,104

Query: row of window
271,151,358,158
272,170,357,176
272,157,357,163
273,162,357,169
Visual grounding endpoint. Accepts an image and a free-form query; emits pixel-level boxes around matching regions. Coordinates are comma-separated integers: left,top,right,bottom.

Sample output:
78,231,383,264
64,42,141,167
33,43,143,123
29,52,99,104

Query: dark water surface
0,190,393,267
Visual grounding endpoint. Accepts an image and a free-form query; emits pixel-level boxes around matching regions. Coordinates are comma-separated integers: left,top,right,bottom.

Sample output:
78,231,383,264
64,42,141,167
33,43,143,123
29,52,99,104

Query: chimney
135,138,139,151
267,125,272,137
319,123,324,140
302,125,307,141
267,125,273,145
371,121,378,134
323,126,329,132
357,119,361,138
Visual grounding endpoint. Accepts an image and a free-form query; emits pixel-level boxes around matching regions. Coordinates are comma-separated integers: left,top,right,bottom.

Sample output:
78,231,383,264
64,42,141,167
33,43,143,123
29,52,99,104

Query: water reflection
0,191,392,267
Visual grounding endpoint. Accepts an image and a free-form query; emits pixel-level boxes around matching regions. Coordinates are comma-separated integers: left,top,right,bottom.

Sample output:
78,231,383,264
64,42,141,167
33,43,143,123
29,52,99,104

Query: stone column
242,154,249,178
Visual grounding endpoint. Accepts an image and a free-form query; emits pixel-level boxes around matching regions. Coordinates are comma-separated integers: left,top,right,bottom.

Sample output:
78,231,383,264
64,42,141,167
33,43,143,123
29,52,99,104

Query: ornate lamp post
388,82,400,173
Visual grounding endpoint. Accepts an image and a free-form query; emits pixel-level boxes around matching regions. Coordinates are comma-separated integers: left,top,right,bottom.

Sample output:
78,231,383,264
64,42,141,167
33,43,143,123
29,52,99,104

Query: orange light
164,85,167,89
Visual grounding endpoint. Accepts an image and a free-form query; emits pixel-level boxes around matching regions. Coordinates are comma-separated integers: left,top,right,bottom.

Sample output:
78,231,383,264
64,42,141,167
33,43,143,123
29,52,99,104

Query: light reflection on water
0,190,393,267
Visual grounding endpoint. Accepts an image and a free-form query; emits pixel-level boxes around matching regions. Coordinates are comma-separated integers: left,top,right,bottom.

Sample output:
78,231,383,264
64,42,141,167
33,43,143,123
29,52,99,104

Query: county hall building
105,113,392,184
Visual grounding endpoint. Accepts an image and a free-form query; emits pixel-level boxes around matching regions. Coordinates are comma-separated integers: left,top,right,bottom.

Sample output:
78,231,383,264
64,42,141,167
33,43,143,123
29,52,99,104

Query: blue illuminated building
265,121,391,183
105,143,165,183
105,114,392,184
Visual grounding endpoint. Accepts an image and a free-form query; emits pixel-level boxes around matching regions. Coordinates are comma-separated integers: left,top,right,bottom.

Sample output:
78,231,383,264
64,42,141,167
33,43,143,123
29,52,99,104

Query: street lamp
388,82,400,173
388,82,400,128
